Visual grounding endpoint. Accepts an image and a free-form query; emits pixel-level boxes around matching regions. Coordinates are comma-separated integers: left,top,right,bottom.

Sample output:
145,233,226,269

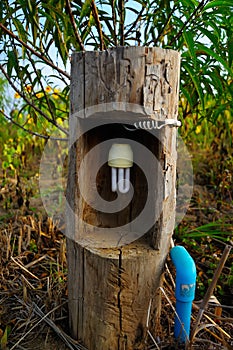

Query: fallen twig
24,254,48,269
11,256,39,280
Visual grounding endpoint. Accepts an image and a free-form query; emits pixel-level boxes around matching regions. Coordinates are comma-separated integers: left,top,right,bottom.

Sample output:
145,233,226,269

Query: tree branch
124,6,145,38
111,0,118,46
118,0,125,46
65,0,85,51
168,0,208,46
1,110,68,141
91,1,105,51
0,23,70,80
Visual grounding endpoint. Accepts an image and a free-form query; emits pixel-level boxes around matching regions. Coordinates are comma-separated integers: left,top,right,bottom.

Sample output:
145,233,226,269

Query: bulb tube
111,167,117,192
118,168,130,193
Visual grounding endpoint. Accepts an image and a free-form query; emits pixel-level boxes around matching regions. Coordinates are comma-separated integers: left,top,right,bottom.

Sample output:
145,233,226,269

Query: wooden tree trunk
66,47,180,349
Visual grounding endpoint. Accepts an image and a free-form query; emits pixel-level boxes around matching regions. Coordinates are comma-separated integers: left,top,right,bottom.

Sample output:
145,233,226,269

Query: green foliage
175,220,233,300
0,0,232,132
0,77,68,184
177,221,233,242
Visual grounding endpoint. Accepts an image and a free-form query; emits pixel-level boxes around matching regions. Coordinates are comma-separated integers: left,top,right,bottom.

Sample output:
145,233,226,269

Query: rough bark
67,46,180,349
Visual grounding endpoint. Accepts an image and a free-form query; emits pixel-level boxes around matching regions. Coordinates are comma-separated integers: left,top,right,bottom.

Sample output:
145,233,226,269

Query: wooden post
66,47,180,349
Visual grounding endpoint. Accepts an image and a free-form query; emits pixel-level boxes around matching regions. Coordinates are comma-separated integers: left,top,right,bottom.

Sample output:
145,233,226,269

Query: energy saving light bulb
108,144,133,194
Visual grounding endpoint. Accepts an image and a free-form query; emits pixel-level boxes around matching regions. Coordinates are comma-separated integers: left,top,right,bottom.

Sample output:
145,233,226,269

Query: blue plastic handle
170,246,196,343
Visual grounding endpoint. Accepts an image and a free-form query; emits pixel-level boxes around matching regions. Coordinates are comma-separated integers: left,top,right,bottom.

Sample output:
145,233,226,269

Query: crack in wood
118,248,123,338
117,249,130,349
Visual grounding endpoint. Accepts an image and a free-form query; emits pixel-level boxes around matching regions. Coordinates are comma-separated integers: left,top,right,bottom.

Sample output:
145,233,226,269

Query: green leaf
79,0,92,23
53,28,66,65
12,17,28,58
27,0,33,13
41,3,65,20
12,18,28,43
202,19,222,41
7,50,18,76
183,30,196,67
209,71,223,95
198,27,219,50
180,0,198,8
180,86,194,107
227,36,233,67
0,0,3,21
196,43,233,77
182,61,205,109
38,8,54,23
203,0,233,11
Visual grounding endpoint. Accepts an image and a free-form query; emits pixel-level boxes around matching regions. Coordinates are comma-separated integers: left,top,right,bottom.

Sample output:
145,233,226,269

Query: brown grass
0,211,232,349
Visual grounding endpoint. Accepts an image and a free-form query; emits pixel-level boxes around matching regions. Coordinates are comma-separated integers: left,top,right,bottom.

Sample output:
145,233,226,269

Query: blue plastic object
170,246,196,343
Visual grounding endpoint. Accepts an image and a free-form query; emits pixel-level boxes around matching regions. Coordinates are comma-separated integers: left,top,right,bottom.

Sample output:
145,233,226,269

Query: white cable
134,119,181,130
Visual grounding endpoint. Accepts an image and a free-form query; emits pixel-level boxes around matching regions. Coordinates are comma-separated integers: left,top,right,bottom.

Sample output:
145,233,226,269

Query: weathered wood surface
67,47,180,349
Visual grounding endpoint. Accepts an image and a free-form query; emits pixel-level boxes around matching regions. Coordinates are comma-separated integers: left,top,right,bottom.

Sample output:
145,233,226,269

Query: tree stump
66,46,180,349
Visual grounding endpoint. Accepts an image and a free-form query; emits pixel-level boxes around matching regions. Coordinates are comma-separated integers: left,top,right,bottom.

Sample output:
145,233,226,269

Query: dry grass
0,213,85,349
0,212,232,349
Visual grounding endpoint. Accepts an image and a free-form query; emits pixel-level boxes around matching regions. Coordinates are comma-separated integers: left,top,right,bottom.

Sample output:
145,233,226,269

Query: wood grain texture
67,47,180,349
